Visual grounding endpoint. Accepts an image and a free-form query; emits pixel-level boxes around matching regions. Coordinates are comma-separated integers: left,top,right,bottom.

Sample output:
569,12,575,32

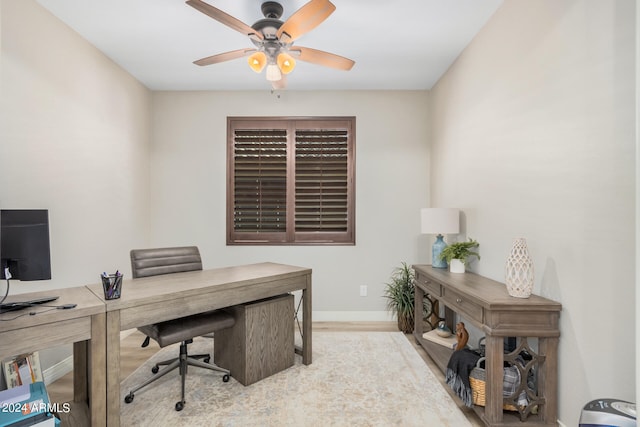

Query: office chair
123,246,234,411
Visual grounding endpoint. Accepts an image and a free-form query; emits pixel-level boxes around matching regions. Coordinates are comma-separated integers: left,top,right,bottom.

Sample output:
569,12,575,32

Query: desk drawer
442,287,483,324
416,273,441,297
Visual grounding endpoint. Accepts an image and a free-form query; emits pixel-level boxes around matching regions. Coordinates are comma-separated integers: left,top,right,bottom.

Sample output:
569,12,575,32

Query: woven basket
469,359,518,412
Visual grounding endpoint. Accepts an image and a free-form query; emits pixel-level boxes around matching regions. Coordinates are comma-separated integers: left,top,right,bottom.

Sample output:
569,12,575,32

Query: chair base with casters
123,309,235,411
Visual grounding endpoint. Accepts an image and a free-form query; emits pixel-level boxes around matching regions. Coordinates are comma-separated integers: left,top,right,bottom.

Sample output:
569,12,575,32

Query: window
227,117,355,245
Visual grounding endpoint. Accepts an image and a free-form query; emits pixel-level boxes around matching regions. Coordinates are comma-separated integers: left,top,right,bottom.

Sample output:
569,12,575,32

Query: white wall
429,0,636,424
0,0,151,365
1,0,151,290
636,0,640,411
150,90,430,318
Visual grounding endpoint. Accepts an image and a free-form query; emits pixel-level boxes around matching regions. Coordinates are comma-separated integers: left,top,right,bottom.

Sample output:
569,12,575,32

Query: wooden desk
86,262,312,427
412,265,561,427
0,286,106,426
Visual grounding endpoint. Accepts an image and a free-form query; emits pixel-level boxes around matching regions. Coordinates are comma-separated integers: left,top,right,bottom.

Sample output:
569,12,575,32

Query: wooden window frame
227,116,355,245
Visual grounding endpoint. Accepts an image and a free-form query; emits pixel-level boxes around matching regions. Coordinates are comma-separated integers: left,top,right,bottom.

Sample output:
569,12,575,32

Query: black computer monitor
0,209,51,281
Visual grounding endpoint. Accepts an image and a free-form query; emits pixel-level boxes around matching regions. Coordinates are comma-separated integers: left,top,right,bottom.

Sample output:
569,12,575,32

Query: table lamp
421,208,460,268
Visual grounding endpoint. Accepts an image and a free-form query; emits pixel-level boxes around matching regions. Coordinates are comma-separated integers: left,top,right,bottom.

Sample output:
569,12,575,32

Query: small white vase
449,259,465,273
505,238,534,298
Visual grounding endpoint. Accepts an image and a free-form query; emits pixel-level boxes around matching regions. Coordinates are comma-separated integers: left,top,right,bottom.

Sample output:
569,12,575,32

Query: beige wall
1,0,151,366
1,0,151,291
636,0,640,410
150,90,430,318
429,0,636,424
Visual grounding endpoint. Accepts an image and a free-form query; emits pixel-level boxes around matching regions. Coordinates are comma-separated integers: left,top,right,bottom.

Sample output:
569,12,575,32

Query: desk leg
106,310,121,427
71,312,106,426
302,274,312,365
73,341,88,404
91,312,106,427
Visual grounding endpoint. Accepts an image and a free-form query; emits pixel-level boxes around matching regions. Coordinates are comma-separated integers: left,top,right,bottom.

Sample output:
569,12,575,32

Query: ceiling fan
186,0,355,89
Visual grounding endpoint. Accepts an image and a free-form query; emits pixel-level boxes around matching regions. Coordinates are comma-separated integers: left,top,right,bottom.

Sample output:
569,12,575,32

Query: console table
412,265,561,427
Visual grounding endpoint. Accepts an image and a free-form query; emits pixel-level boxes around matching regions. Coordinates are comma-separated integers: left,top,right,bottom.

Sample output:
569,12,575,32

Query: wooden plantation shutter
228,117,355,245
294,121,351,243
233,129,287,231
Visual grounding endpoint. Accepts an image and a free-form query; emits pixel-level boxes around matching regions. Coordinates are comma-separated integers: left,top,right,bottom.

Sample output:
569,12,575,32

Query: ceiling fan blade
276,0,335,43
290,47,354,71
271,75,288,90
186,0,263,41
193,48,256,66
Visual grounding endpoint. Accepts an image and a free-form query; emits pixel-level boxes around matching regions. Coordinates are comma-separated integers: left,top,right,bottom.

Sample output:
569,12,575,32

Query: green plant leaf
382,262,431,323
438,238,480,264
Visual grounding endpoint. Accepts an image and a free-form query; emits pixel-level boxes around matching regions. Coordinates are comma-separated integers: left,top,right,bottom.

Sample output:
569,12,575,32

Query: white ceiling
36,0,503,91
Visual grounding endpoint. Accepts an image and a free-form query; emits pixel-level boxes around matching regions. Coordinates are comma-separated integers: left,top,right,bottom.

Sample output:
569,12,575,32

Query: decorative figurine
455,322,469,351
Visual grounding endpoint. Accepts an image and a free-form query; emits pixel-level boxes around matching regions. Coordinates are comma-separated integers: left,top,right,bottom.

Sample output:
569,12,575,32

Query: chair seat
138,310,235,348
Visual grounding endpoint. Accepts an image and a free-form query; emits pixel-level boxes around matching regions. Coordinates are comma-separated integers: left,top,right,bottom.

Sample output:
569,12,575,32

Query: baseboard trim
312,311,393,322
43,356,73,386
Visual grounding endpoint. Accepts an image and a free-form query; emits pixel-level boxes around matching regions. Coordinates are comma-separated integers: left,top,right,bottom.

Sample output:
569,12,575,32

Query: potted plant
383,262,433,333
438,238,480,273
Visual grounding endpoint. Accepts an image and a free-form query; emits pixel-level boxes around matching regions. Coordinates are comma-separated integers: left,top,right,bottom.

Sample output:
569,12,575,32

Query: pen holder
101,274,123,300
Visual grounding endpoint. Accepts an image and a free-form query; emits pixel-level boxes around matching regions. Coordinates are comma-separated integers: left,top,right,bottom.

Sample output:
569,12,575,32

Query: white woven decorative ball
505,238,534,298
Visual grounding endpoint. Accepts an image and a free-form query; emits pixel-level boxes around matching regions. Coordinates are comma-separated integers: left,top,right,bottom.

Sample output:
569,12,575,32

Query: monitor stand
0,296,59,313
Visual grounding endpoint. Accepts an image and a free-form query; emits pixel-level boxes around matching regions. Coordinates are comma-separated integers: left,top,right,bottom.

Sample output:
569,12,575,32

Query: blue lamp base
432,234,448,268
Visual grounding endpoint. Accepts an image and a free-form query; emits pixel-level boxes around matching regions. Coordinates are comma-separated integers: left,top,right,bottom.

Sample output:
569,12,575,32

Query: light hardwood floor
47,322,482,426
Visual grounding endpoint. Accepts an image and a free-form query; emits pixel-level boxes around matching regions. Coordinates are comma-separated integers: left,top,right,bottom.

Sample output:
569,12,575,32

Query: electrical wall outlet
359,285,368,297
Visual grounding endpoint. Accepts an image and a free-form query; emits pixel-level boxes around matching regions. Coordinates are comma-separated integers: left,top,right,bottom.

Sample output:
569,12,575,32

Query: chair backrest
130,246,203,278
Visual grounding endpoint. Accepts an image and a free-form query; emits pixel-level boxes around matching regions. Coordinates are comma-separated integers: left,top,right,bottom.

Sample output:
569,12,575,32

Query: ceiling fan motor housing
251,18,282,40
261,2,284,19
253,2,285,40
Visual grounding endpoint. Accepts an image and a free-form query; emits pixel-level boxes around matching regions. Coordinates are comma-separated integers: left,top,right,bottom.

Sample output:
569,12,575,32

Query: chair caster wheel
124,393,134,404
223,374,230,382
203,357,210,363
151,365,159,374
175,401,184,411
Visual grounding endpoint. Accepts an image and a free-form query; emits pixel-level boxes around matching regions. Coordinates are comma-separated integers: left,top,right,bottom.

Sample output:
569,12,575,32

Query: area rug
120,332,471,427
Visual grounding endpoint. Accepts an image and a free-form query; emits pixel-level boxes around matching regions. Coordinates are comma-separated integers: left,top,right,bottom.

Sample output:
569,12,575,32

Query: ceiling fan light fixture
277,52,296,74
247,51,267,73
188,0,355,88
265,64,282,81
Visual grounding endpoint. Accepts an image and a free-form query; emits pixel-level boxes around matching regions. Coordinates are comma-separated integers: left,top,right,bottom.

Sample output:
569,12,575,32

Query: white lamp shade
265,64,282,82
420,208,460,235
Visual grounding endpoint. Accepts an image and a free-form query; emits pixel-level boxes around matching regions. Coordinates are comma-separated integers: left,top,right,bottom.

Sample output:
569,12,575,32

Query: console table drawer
416,273,441,297
442,287,483,323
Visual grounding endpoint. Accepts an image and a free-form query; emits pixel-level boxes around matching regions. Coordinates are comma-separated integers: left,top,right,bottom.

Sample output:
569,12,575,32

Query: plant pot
397,312,414,334
449,259,465,273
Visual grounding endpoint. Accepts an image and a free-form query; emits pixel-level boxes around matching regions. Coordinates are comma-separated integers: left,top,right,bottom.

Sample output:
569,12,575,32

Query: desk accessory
101,271,123,300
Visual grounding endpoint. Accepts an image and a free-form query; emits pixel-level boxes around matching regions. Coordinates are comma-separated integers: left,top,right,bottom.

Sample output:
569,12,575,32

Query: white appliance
579,398,636,427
